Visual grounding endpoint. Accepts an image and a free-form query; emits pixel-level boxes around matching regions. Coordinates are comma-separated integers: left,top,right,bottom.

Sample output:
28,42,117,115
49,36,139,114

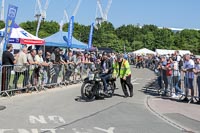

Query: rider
100,52,113,94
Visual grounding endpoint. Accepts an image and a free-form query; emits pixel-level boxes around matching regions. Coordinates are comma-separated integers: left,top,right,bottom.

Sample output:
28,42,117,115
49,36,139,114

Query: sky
2,0,200,29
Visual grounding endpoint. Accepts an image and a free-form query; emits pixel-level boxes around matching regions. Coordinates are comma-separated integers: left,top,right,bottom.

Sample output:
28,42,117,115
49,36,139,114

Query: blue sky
2,0,200,29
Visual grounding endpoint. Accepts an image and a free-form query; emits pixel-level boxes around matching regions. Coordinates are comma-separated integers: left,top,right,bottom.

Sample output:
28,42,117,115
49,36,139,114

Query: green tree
0,20,5,29
20,21,59,38
16,20,200,54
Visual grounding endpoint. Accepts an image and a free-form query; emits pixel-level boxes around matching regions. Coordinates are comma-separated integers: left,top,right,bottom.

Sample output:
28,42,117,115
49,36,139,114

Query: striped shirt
183,59,194,79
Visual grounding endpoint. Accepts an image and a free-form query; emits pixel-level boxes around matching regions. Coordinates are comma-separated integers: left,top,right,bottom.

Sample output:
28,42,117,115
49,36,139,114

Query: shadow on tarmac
0,106,6,111
74,93,125,103
140,78,200,105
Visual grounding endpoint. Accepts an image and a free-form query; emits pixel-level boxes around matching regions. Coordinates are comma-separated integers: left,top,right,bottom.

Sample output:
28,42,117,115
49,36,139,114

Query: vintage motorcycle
81,69,116,101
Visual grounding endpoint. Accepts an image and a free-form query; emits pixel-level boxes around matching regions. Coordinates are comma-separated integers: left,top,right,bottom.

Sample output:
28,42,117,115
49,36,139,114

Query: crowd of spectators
1,44,118,94
127,50,200,104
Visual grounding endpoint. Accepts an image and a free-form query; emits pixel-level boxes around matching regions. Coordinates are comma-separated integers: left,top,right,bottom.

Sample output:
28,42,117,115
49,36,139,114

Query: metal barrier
1,65,39,96
159,69,199,103
0,63,90,97
179,72,200,103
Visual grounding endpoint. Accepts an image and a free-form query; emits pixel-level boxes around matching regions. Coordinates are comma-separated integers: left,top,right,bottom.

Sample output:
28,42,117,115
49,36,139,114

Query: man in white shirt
35,50,49,86
182,54,195,102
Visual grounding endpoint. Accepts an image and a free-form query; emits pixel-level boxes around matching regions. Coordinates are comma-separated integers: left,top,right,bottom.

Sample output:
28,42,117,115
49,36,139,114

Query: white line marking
94,127,115,133
29,115,47,124
132,83,140,85
0,129,13,133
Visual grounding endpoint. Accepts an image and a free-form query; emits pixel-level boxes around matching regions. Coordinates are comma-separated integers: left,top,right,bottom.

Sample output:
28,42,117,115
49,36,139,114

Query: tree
20,21,59,38
17,20,200,54
0,20,5,29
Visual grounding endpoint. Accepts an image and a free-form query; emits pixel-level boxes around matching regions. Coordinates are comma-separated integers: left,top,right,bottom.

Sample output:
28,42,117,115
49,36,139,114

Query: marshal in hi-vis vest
113,59,131,78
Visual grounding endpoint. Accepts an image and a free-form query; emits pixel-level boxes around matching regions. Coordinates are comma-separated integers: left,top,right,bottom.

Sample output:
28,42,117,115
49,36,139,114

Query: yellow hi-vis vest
113,59,131,78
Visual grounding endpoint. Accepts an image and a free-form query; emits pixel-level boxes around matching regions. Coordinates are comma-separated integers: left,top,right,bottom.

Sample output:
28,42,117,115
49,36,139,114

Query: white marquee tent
155,49,191,56
133,48,156,55
0,23,45,45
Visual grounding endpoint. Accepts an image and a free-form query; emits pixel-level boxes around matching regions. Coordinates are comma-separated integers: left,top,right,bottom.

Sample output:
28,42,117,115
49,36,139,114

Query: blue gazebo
44,31,88,49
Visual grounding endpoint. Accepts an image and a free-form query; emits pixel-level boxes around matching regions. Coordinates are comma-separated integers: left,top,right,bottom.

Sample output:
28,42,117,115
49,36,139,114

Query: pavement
0,67,199,133
147,91,200,133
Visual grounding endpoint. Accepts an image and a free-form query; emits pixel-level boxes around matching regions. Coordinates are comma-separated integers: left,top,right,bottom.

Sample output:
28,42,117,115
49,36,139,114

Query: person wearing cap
113,54,133,98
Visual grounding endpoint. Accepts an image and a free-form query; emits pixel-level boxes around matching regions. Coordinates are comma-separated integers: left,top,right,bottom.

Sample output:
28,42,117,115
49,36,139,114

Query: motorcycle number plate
89,74,95,80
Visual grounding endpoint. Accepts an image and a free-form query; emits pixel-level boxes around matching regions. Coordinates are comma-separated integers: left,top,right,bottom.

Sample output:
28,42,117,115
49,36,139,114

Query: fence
0,63,92,97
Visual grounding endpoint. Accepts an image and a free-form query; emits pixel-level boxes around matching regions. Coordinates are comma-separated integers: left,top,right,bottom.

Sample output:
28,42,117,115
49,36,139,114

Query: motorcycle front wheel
81,82,95,101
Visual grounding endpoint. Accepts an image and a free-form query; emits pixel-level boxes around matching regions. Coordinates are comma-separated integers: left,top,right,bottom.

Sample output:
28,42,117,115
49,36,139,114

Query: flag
67,16,74,47
88,23,94,49
4,4,18,51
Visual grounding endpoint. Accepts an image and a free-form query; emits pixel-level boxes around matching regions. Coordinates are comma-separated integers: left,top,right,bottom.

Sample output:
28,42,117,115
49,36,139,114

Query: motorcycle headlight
95,78,101,81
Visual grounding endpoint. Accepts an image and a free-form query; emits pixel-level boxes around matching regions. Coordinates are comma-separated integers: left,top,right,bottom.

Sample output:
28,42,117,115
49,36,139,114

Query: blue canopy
44,31,88,49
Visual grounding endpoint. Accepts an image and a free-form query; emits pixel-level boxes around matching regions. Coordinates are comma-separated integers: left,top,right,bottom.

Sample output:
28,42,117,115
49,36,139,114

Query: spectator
59,49,65,64
174,50,183,71
63,50,75,82
194,57,200,104
73,52,82,81
27,49,38,86
2,44,16,91
182,54,195,102
166,58,173,96
84,53,89,63
172,59,183,97
13,47,29,89
51,48,61,84
157,56,168,95
90,52,96,62
43,52,55,85
35,50,49,86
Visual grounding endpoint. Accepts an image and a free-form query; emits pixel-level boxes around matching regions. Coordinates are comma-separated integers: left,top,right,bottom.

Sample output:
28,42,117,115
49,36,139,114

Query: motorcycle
81,69,116,101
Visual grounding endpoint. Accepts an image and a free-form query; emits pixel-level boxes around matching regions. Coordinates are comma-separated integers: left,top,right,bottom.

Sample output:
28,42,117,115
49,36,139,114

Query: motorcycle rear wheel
106,82,116,98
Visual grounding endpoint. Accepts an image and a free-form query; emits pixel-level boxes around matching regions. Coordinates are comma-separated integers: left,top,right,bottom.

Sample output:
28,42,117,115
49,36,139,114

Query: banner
4,4,18,50
67,16,74,47
88,23,94,49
